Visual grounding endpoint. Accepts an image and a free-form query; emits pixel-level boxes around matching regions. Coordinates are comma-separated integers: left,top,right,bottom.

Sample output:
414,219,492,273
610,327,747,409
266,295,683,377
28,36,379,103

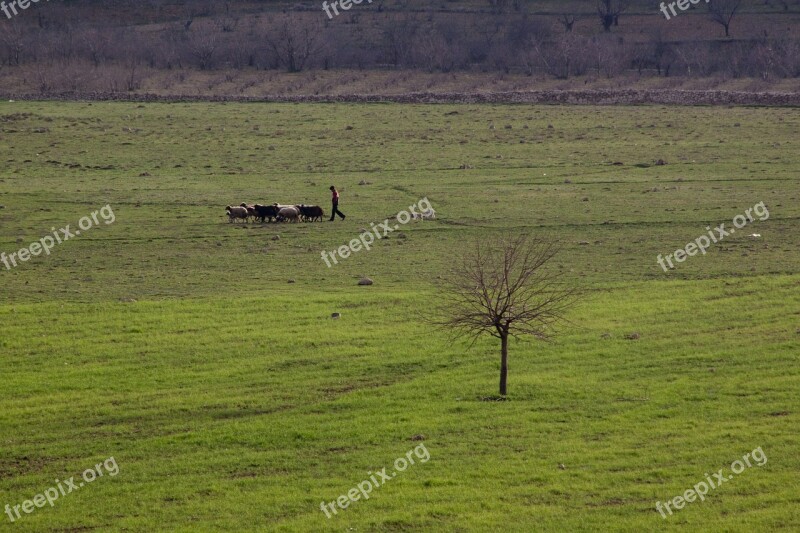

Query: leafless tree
432,236,581,396
216,12,239,33
383,15,418,67
189,31,217,70
707,0,742,37
558,14,576,33
33,61,51,92
83,28,111,68
265,16,323,73
596,0,628,32
183,7,195,32
1,21,25,66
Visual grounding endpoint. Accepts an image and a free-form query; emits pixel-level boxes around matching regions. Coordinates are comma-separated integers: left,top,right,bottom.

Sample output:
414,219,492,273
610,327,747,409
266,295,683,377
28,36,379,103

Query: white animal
226,205,249,223
412,208,436,220
277,206,300,223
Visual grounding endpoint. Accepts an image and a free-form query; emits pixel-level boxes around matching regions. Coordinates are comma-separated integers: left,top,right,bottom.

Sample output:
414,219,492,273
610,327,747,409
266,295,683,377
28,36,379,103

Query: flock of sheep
225,203,324,223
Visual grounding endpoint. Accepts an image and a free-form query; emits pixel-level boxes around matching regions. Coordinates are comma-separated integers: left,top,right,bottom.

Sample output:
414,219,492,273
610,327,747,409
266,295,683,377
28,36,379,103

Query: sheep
240,203,257,223
298,204,324,222
226,205,249,223
276,206,300,223
254,204,280,223
412,208,436,220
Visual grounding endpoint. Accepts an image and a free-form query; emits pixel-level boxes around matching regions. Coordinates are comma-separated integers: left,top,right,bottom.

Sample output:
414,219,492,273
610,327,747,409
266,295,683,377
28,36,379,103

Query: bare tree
0,21,25,66
188,30,217,70
82,28,111,68
432,236,581,396
265,16,323,73
596,0,628,32
707,0,742,37
558,14,576,33
383,15,418,68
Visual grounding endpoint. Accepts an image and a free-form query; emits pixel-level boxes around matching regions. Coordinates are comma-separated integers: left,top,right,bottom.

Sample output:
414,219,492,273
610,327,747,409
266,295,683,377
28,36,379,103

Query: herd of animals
225,203,324,223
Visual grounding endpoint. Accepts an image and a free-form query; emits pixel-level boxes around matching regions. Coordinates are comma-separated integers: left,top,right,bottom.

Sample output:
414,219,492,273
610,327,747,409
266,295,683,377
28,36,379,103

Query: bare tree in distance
558,14,576,33
707,0,742,37
596,0,628,32
432,236,582,397
188,30,217,70
265,16,323,73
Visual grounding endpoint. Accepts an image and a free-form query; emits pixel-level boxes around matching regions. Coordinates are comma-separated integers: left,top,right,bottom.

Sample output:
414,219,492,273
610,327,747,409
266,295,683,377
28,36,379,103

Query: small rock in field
578,241,590,245
271,235,280,241
358,278,373,286
558,464,566,470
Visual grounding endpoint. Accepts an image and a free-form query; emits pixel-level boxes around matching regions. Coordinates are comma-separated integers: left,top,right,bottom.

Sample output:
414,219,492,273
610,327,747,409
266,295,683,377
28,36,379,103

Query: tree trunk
499,332,508,396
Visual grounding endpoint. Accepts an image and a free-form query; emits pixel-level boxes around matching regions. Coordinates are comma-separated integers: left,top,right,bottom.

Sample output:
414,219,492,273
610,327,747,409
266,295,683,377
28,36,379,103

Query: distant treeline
1,0,798,93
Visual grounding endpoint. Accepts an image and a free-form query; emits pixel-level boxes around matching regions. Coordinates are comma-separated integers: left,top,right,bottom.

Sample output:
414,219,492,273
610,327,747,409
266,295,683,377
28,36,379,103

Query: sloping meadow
0,101,798,531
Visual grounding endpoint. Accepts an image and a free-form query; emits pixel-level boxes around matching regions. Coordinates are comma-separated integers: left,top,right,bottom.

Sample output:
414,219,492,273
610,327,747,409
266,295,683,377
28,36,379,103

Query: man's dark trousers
330,201,345,221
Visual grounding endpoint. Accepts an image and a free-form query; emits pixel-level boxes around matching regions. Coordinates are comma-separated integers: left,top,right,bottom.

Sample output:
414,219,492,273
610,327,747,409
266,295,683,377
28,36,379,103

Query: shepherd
329,185,346,222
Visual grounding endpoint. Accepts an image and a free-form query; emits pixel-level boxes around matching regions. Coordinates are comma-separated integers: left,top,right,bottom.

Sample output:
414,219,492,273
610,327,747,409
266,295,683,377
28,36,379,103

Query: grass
0,101,798,531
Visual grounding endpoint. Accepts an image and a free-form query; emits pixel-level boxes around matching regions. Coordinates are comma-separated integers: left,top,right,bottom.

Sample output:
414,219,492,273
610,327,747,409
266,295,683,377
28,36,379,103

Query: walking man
329,185,346,221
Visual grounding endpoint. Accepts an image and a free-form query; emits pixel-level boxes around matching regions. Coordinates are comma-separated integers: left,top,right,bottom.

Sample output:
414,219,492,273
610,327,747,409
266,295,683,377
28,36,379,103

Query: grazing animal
277,206,300,223
240,203,257,222
226,205,249,223
412,208,436,220
298,204,324,222
254,204,280,223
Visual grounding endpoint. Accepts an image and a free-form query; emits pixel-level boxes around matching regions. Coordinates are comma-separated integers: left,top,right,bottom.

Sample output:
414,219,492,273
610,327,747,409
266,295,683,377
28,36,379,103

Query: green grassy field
0,101,798,531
